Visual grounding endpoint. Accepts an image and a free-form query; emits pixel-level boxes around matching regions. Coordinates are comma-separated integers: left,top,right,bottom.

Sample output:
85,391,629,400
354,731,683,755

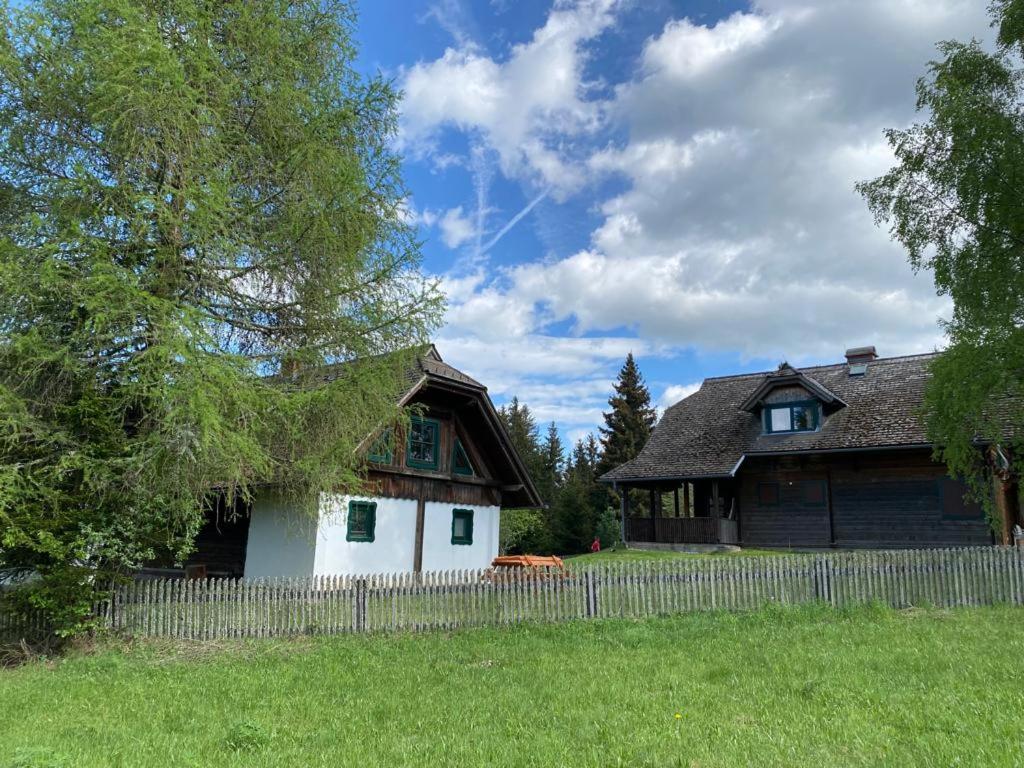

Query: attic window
367,429,393,464
764,401,819,434
451,438,474,476
407,416,440,470
848,363,868,376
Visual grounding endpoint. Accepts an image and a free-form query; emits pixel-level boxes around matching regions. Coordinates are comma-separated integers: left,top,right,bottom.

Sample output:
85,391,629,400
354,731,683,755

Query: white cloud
640,11,785,81
658,382,701,412
436,0,990,367
438,206,476,248
400,0,621,197
418,0,992,438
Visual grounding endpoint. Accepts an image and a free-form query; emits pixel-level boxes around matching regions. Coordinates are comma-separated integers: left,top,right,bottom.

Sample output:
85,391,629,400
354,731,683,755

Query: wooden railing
626,516,738,545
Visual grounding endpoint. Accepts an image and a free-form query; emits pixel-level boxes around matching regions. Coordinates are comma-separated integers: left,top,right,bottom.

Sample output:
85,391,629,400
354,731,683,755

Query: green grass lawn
2,605,1023,767
565,545,788,566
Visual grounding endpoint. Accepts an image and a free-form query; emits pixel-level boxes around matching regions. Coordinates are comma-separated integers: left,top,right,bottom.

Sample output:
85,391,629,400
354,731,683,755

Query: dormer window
764,401,820,434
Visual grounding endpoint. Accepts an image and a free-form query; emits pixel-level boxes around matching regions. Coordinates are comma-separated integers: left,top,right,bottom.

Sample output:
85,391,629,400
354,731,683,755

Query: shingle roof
286,345,485,396
602,353,940,483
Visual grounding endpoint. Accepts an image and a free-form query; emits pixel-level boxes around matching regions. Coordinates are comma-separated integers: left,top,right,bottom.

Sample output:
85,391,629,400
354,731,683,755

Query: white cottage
176,348,540,579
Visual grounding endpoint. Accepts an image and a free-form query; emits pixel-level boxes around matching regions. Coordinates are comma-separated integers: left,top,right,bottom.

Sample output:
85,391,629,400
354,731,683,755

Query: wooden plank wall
738,451,991,549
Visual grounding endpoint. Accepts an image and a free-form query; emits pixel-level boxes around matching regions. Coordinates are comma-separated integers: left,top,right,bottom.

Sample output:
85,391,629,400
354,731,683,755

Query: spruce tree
553,433,616,553
538,422,565,506
597,353,657,478
498,397,544,484
0,0,442,634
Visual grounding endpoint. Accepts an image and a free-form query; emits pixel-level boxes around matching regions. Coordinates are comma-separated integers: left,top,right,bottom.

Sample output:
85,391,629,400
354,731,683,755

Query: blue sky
352,0,992,447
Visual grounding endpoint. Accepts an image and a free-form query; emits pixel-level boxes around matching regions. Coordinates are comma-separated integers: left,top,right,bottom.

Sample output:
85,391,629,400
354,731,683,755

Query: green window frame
451,508,474,545
346,500,377,542
451,437,474,476
367,429,393,465
763,400,820,434
406,416,440,470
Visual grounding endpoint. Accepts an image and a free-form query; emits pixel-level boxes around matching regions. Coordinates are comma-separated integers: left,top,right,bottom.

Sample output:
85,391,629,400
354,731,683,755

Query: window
367,429,393,464
406,416,440,470
451,508,474,545
939,477,983,521
763,401,820,434
757,482,780,506
451,438,474,476
346,500,376,542
801,480,826,506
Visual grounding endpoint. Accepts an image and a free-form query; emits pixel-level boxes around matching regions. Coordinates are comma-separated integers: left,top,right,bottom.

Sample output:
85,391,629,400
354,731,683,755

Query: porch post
620,484,630,545
683,483,691,518
673,487,680,518
712,480,720,519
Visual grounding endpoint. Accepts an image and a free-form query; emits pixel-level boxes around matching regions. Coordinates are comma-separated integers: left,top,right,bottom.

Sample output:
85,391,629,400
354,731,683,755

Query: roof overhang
600,444,943,485
405,373,543,509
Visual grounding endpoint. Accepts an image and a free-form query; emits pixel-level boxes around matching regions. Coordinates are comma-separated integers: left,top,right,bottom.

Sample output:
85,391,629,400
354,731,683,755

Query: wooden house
601,348,1020,550
178,348,540,578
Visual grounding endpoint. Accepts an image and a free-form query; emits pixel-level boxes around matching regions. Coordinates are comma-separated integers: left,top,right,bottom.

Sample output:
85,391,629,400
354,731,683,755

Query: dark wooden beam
620,487,630,544
673,487,680,518
413,479,426,573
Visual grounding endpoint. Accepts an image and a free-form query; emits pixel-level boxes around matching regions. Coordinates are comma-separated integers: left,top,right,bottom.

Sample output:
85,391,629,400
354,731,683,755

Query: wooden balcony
625,516,738,546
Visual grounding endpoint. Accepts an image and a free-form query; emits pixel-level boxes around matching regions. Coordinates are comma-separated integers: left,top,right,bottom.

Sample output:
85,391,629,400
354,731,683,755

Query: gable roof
738,362,846,412
282,346,541,507
602,353,940,483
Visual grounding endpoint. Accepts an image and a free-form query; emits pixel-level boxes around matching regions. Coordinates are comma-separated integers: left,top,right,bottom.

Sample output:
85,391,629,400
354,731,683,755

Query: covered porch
615,478,740,547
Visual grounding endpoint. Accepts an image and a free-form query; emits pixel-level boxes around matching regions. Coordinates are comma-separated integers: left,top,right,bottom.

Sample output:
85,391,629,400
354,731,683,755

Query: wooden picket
1,546,1023,643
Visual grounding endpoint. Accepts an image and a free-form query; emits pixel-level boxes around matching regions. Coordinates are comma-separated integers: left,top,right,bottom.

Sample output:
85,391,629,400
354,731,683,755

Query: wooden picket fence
94,546,1024,640
3,547,1023,643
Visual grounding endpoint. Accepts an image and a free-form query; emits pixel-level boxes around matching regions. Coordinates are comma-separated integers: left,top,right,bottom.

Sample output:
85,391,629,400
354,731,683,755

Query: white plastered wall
420,502,500,572
244,491,500,578
243,492,318,579
314,494,417,575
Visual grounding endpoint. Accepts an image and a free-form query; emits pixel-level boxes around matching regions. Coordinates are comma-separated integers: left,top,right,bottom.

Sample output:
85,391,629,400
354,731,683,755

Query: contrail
481,189,549,254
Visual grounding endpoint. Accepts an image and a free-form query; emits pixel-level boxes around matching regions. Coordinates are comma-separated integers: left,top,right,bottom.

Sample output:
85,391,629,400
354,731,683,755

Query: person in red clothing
590,537,601,553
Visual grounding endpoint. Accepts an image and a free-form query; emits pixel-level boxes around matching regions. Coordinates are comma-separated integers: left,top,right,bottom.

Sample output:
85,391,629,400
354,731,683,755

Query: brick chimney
845,346,878,365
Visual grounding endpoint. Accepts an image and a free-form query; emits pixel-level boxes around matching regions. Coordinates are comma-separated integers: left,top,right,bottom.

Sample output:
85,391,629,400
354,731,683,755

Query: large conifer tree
597,353,657,478
0,0,442,632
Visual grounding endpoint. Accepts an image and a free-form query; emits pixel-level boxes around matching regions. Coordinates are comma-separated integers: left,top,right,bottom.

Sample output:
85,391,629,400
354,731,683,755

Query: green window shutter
451,438,474,476
367,428,393,464
346,500,377,542
406,416,440,470
451,508,473,545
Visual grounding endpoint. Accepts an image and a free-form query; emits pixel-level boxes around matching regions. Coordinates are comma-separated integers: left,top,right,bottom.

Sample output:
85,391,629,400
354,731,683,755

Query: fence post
814,555,832,604
354,578,367,633
585,570,599,618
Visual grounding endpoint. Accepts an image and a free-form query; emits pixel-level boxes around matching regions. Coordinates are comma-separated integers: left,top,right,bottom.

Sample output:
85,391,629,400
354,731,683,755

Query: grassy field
565,545,788,566
2,605,1022,768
